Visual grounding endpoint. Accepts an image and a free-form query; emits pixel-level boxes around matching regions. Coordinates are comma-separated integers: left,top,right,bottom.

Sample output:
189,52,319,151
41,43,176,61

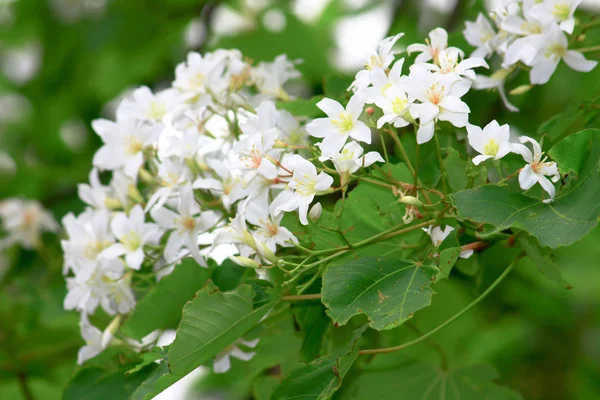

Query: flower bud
138,168,154,184
101,315,123,349
258,243,278,265
309,202,322,223
242,230,257,249
509,84,533,95
228,255,261,269
399,195,423,207
366,107,374,116
104,197,122,210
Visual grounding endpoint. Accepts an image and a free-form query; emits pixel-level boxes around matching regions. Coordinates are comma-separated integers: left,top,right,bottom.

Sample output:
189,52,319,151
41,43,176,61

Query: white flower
424,225,473,259
407,28,449,64
101,205,159,270
151,184,219,266
251,55,301,99
145,157,194,211
463,13,497,58
274,155,333,225
366,33,404,71
514,136,560,203
120,87,182,123
277,109,308,146
527,27,597,85
325,141,384,175
467,120,514,165
366,59,407,102
234,102,282,182
213,338,259,373
173,51,227,95
405,70,471,144
92,113,162,178
529,0,582,34
374,84,412,129
350,33,404,92
214,201,256,259
306,94,371,157
0,198,58,250
193,157,247,211
425,48,489,80
246,192,298,254
77,314,105,365
61,210,114,278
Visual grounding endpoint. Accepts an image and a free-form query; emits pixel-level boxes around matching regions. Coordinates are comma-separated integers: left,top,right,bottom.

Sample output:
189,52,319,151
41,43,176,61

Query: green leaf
338,356,522,399
321,257,435,330
271,326,366,400
131,362,182,400
293,301,330,361
444,148,469,192
538,94,600,143
436,230,461,282
126,347,166,374
121,259,209,340
64,363,158,400
450,129,600,248
518,235,572,288
167,282,279,375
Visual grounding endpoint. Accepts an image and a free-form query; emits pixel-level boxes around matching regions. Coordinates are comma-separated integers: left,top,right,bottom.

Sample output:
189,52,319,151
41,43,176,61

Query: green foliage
321,257,435,330
451,129,600,248
338,355,522,399
121,259,209,340
168,282,279,375
270,326,365,400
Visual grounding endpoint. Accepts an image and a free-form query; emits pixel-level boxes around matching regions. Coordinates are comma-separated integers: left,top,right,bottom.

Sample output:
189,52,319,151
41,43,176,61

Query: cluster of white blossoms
59,49,338,368
348,29,488,145
0,198,58,251
61,18,575,367
464,0,597,111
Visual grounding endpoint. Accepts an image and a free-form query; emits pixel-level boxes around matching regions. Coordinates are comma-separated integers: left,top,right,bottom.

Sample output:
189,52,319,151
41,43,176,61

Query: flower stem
577,45,600,53
434,134,447,196
282,293,322,301
358,257,520,355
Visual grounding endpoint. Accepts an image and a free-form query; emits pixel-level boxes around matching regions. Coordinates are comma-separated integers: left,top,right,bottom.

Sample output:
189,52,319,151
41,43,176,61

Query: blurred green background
1,0,600,399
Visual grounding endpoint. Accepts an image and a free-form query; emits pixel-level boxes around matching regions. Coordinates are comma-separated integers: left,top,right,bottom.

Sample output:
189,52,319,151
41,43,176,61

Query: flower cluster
348,29,488,144
0,198,58,251
464,0,597,110
60,49,335,367
61,19,574,369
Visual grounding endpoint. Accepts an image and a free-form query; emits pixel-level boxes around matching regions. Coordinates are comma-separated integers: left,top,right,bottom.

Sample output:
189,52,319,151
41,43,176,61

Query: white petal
317,98,345,118
537,174,556,202
530,60,559,85
416,121,435,144
563,51,598,73
349,121,372,144
518,165,537,190
472,154,492,165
